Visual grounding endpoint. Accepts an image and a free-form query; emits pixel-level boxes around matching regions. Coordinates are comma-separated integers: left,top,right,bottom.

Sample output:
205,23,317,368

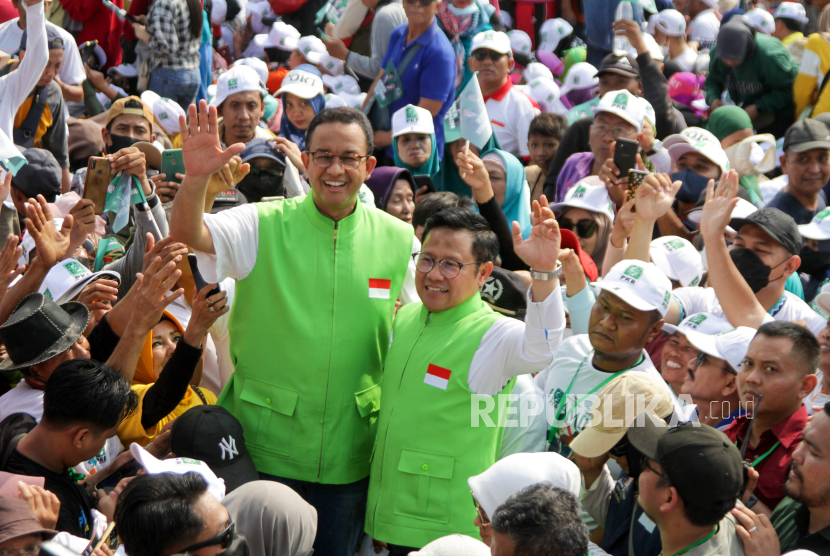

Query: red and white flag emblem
369,278,391,299
424,364,451,390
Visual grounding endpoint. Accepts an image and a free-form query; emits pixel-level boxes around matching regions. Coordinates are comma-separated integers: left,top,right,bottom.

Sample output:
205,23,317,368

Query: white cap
253,21,300,51
594,260,673,316
552,176,615,222
699,0,718,9
233,57,269,85
687,197,757,234
507,29,532,56
539,18,573,52
641,97,656,129
662,312,733,336
324,93,348,108
654,9,687,37
140,89,160,109
275,67,325,99
319,53,345,76
559,62,599,95
593,89,646,132
664,127,730,174
526,77,568,114
95,86,127,111
211,0,227,25
523,62,553,83
322,74,359,95
649,236,703,287
746,8,775,34
296,35,326,65
773,2,809,23
107,63,138,78
412,535,490,556
799,207,830,239
633,33,664,61
38,259,120,305
339,91,366,110
210,65,263,107
152,96,186,136
471,30,512,56
130,443,226,502
392,104,434,137
685,326,758,374
467,452,580,518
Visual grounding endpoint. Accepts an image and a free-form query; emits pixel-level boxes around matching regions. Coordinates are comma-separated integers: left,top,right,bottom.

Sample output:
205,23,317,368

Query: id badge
374,61,404,107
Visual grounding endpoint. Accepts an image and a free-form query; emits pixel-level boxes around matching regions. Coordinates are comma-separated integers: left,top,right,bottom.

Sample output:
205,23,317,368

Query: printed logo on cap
406,106,418,123
574,76,580,84
619,57,632,67
160,112,168,120
326,60,335,69
219,436,238,460
612,93,629,110
44,288,52,299
64,260,88,278
816,208,830,221
664,239,686,251
662,291,671,310
690,276,700,286
621,264,643,283
280,38,287,45
228,78,238,88
687,314,708,328
572,184,587,199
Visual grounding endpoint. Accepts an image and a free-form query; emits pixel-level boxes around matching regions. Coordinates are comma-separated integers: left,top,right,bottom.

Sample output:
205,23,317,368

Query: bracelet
530,264,563,281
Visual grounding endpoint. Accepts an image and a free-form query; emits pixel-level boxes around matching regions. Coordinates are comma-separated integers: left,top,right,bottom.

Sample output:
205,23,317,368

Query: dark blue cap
239,138,286,166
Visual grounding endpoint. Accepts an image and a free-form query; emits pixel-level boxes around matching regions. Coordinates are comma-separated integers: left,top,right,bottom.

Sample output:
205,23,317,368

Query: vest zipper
425,311,431,324
317,222,339,482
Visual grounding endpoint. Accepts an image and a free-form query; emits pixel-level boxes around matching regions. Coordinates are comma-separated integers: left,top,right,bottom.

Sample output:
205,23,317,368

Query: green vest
219,194,413,484
365,293,514,548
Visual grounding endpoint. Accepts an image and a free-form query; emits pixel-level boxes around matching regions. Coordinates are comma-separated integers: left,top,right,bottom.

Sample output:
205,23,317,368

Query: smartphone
627,170,649,202
614,138,639,178
161,149,183,185
84,157,111,215
188,254,221,298
413,174,435,194
315,26,329,40
81,522,116,556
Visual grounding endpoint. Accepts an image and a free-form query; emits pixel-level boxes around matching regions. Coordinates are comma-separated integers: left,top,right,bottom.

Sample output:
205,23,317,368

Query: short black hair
412,192,475,230
776,17,803,33
305,107,373,154
105,99,146,132
755,321,820,376
422,207,499,263
655,472,737,526
115,473,208,556
529,113,568,142
42,359,138,433
490,483,589,556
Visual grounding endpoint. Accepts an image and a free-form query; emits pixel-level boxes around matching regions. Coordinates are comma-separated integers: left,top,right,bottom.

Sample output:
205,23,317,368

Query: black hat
731,207,802,256
783,119,830,153
595,54,640,79
18,25,64,53
10,149,62,203
0,293,89,372
480,267,528,320
628,418,744,512
210,188,249,214
170,406,259,493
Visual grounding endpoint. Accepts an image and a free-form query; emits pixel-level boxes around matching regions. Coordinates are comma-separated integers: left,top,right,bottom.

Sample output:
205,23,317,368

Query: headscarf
436,0,491,89
707,105,753,141
279,64,326,152
392,131,441,177
364,166,417,211
222,481,317,556
133,311,186,385
716,17,756,62
434,130,501,197
820,4,830,33
481,149,531,239
559,206,612,274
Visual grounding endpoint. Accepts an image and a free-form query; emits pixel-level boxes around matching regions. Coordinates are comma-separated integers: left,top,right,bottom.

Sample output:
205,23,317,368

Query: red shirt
0,0,17,24
60,0,123,70
723,405,808,510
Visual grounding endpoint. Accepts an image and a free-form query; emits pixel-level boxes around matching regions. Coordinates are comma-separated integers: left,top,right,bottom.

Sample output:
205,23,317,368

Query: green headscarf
392,132,440,177
705,106,762,203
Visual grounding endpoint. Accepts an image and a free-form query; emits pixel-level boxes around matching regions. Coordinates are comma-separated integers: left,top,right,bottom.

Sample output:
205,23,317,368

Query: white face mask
662,44,670,58
448,0,479,16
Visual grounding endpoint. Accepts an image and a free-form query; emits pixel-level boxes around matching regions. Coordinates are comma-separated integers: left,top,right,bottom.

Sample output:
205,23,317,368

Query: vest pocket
239,377,298,457
352,384,381,460
394,449,454,524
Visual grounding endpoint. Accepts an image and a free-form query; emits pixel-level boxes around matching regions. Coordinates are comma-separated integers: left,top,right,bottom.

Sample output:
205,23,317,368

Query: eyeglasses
590,124,636,138
403,0,436,6
472,49,506,61
694,352,735,375
558,218,597,239
306,151,370,170
641,457,671,483
0,546,41,556
608,436,630,458
414,253,484,279
471,491,490,528
180,517,235,554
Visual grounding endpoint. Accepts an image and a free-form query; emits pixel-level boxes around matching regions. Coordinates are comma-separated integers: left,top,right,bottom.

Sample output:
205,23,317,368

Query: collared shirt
146,0,200,70
723,405,809,509
771,496,830,555
783,31,805,47
483,79,540,159
555,152,595,202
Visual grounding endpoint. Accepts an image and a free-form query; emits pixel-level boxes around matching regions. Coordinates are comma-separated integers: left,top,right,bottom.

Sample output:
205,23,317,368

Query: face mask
671,169,711,204
237,173,285,203
730,248,788,293
448,0,479,15
107,133,142,154
565,87,597,107
220,533,250,556
662,45,670,58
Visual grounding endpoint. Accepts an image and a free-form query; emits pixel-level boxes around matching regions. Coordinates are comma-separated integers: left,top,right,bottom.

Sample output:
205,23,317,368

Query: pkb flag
459,74,492,150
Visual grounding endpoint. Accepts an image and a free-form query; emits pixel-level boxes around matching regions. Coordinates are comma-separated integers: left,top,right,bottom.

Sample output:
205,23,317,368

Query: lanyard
736,439,782,467
669,525,719,556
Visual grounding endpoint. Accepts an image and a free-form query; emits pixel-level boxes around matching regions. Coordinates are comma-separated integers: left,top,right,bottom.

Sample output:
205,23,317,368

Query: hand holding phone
161,149,184,185
84,157,111,215
613,138,639,179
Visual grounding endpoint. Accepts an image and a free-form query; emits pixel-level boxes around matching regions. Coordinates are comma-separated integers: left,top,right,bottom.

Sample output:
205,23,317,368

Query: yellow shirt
794,33,830,116
118,384,217,447
783,31,804,47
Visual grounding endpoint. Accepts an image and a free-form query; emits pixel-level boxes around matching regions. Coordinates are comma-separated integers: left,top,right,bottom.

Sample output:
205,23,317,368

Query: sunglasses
472,49,506,61
558,218,597,239
471,491,490,528
608,437,630,458
180,517,235,553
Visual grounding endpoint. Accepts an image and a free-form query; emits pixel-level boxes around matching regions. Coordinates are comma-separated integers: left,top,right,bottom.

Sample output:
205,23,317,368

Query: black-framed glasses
414,253,484,279
608,436,630,458
472,49,506,62
471,491,490,528
403,0,436,6
180,517,235,554
641,457,670,483
306,151,370,170
694,352,735,375
0,545,41,556
558,218,597,239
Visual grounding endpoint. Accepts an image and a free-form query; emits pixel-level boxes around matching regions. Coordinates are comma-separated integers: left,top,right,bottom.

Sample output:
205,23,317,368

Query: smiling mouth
324,180,346,190
425,285,448,293
665,359,684,371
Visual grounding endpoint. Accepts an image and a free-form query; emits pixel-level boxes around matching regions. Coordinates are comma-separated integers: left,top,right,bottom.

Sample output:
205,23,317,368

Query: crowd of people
1,0,830,555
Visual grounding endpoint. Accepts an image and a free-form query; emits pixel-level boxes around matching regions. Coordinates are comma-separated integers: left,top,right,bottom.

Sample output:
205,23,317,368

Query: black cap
19,25,64,53
480,266,528,321
628,418,744,512
595,54,640,79
732,207,802,256
10,148,62,203
170,406,259,493
783,119,830,153
210,188,249,214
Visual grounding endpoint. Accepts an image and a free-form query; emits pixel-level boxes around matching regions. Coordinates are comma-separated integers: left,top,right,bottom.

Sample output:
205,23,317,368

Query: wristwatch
530,262,563,281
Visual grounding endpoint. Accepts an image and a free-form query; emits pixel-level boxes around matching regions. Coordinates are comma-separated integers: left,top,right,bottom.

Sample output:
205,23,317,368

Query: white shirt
0,17,87,86
761,174,788,206
670,47,698,73
688,9,720,51
672,286,827,337
485,81,541,159
498,374,549,457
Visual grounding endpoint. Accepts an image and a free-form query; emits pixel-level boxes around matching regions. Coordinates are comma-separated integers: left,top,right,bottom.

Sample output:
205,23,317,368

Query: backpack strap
192,386,209,405
13,86,48,149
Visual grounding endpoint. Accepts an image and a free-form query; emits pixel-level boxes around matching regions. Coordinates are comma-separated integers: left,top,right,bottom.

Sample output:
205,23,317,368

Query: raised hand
68,198,96,254
699,170,740,241
131,255,184,335
182,284,229,347
179,100,246,179
142,234,188,274
456,148,491,192
17,482,60,529
25,195,73,270
633,173,681,222
269,137,306,175
610,198,636,248
0,168,10,202
0,235,23,293
76,279,119,312
514,195,561,272
207,155,251,196
731,504,779,556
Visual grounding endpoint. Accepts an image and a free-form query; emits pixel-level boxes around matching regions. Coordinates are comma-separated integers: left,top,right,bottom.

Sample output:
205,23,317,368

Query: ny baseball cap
296,35,326,64
275,65,324,99
649,236,703,287
210,65,263,108
105,95,154,128
471,31,512,56
594,260,673,316
628,420,744,511
523,62,553,83
662,312,733,336
592,89,646,132
773,1,809,23
507,30,532,57
253,21,300,51
655,9,686,37
38,259,120,305
539,18,573,52
569,373,676,458
595,53,640,79
319,53,345,76
783,118,830,153
553,176,615,222
799,207,830,240
559,62,599,95
170,405,260,494
746,8,775,34
731,207,802,256
131,443,227,501
685,326,757,374
664,127,730,174
392,104,434,137
322,74,359,95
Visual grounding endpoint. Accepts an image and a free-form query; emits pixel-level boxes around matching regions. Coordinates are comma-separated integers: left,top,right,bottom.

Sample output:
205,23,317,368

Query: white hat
507,29,532,57
107,64,138,78
392,104,434,137
471,30,512,56
275,67,325,99
654,9,687,37
686,197,757,234
633,33,664,61
799,207,830,240
152,96,186,136
247,0,272,34
211,0,227,25
296,35,326,65
664,127,730,174
210,65,263,107
95,86,128,111
322,74,359,95
339,91,366,110
324,93,348,108
559,62,599,95
233,57,269,85
553,176,615,221
649,236,703,287
140,89,160,109
699,0,718,9
593,89,646,132
130,444,226,502
526,77,568,114
594,260,673,316
539,18,573,52
773,2,809,23
646,14,659,35
319,53,345,76
641,97,656,129
685,326,758,374
746,8,775,34
253,21,300,51
38,259,120,305
467,452,580,518
523,62,553,83
412,535,490,556
662,312,733,337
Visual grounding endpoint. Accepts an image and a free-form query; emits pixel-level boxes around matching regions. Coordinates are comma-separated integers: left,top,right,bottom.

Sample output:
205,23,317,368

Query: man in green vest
365,156,568,552
170,101,417,556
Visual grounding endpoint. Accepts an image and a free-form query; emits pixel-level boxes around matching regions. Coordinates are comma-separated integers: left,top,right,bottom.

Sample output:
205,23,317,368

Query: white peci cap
296,35,326,64
210,65,263,107
594,260,674,316
392,104,434,137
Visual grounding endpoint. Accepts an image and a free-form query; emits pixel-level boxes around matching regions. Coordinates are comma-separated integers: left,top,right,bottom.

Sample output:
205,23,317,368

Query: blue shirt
381,19,456,158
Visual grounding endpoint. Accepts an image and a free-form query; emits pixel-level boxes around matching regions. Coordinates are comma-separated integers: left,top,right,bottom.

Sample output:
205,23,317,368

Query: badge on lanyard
374,61,405,107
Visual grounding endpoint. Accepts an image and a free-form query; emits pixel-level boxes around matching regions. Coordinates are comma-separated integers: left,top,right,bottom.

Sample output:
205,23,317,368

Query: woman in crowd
435,127,500,197
481,150,532,240
551,177,614,275
706,105,764,204
276,65,327,154
435,0,501,90
365,167,417,225
392,104,441,177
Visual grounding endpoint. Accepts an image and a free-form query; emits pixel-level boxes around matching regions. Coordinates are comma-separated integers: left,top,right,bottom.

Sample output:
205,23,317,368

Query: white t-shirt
672,286,826,337
761,174,788,206
498,374,549,457
688,9,720,51
485,82,541,159
670,47,698,73
0,18,87,86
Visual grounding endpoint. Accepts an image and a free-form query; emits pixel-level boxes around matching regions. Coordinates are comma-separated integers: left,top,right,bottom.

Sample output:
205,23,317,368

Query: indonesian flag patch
369,278,392,299
424,364,451,390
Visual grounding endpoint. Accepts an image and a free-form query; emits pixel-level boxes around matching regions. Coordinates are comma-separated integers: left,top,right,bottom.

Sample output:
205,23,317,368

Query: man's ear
101,127,110,145
661,486,683,513
364,155,377,179
477,261,494,286
507,57,515,72
780,154,788,174
645,318,665,344
72,427,91,448
722,373,738,397
800,373,819,400
784,254,801,277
